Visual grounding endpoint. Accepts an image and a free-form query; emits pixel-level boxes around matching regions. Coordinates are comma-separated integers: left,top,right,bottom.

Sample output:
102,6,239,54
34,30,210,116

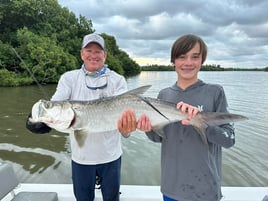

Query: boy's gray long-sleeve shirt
146,80,235,201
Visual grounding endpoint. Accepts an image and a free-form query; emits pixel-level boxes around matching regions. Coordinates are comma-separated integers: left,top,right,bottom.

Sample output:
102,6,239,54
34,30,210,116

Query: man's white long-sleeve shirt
51,67,127,165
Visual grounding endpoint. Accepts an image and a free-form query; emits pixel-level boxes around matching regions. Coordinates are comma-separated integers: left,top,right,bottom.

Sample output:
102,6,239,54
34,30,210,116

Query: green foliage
142,64,226,71
201,64,224,71
0,0,140,86
0,41,19,70
16,28,78,83
142,64,267,72
141,65,174,71
101,34,140,76
0,69,32,86
106,54,124,75
117,50,141,76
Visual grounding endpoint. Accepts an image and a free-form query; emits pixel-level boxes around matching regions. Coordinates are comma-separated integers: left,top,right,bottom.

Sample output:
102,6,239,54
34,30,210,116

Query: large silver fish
30,85,248,146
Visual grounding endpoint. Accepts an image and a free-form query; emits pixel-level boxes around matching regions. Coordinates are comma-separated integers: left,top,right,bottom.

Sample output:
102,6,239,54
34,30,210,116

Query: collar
172,79,205,91
82,64,107,77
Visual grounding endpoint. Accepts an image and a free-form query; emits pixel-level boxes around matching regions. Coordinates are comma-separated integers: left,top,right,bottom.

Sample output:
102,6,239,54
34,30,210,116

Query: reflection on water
0,71,268,186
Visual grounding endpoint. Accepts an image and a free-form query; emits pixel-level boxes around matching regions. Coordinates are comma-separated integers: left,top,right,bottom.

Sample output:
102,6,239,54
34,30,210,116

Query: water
0,71,268,187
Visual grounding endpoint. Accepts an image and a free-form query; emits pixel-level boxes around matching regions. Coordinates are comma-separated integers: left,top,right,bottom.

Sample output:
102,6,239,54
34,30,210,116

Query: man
26,33,135,201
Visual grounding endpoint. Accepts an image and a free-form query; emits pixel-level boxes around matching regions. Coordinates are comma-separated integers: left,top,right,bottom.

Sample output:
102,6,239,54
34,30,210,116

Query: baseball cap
82,33,105,50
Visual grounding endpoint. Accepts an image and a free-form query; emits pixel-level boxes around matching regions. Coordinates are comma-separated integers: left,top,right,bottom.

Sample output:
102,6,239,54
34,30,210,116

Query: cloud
58,0,268,68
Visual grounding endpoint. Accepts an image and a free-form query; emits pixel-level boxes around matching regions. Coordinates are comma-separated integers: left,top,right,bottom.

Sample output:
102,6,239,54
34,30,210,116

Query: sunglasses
85,74,108,90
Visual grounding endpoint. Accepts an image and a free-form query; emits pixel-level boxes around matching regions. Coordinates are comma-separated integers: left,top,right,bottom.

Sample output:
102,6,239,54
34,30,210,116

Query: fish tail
199,112,248,126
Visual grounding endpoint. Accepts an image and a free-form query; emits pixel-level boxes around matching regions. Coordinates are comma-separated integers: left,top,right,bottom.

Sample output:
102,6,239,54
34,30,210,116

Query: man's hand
117,109,137,137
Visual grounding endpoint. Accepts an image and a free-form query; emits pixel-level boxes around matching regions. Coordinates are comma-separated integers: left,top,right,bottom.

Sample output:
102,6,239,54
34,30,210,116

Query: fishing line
11,48,49,100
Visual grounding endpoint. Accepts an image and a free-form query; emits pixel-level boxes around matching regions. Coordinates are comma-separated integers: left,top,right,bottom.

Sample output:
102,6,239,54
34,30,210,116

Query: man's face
81,43,107,72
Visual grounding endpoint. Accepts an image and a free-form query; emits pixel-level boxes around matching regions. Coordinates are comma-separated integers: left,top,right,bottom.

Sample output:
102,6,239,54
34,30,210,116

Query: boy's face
174,42,202,82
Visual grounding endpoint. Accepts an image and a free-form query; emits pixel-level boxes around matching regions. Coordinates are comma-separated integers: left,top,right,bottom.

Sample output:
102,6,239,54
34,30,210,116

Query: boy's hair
170,34,207,64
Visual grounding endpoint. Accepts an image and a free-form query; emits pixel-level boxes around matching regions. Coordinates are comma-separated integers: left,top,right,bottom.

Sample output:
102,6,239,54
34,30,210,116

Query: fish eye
44,102,52,109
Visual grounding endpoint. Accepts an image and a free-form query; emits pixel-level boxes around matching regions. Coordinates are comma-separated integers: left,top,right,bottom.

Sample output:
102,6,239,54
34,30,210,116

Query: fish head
31,100,75,132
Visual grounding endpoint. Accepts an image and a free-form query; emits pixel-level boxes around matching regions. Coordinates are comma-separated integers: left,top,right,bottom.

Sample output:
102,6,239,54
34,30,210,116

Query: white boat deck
2,184,268,201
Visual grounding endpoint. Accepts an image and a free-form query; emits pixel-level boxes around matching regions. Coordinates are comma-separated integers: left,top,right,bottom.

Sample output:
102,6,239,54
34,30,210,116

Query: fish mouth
68,116,76,128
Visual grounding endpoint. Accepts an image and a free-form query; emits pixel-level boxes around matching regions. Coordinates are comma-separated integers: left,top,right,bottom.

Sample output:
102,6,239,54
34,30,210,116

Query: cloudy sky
58,0,268,68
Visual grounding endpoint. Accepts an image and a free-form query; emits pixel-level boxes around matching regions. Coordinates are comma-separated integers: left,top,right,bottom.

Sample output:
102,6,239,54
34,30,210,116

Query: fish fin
139,96,170,121
152,124,166,138
153,121,209,144
192,126,208,145
74,129,88,147
151,121,179,139
122,85,152,96
152,120,190,139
